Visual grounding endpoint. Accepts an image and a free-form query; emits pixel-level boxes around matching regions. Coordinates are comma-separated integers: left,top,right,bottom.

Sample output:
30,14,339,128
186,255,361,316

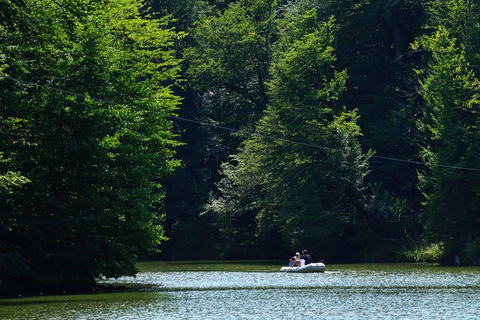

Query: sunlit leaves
416,18,480,264
206,7,370,260
185,0,275,128
0,0,182,293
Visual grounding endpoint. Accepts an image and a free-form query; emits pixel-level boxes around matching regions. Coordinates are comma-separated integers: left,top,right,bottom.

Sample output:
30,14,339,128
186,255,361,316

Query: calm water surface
2,262,480,319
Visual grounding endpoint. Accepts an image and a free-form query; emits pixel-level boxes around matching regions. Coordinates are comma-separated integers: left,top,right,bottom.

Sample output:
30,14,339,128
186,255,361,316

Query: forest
1,0,480,295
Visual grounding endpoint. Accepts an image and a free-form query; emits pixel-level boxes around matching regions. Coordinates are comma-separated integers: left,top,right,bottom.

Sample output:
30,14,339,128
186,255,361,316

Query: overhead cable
2,75,480,172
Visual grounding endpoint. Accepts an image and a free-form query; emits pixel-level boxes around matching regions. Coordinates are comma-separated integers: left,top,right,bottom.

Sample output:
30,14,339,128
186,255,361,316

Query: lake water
2,262,480,319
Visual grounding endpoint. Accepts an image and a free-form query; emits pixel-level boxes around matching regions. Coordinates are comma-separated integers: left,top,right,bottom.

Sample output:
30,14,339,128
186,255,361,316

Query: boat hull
280,262,326,273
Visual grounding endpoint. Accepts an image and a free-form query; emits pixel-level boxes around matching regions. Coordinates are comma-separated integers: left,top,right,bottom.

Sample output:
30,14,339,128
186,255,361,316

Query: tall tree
207,11,371,261
160,0,278,259
275,0,427,260
185,0,276,130
415,1,480,265
0,0,182,294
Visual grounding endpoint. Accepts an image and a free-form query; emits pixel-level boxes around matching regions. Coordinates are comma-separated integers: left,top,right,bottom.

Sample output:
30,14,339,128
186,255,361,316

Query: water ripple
3,264,480,320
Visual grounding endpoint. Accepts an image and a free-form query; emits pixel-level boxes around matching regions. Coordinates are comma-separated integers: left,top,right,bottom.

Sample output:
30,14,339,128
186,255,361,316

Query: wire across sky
2,75,480,172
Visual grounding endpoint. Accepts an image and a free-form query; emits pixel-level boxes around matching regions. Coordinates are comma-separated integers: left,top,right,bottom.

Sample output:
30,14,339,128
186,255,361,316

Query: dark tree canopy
0,0,182,295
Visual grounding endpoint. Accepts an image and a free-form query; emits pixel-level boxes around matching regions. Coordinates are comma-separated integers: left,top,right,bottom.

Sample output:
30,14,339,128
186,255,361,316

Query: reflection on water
2,263,480,319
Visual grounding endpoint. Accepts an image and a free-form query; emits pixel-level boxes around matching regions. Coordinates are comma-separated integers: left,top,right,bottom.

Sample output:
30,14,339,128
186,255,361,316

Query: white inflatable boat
280,262,326,273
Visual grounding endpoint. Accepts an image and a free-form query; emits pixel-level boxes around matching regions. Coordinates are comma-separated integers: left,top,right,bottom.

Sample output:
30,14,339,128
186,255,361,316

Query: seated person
299,258,305,267
302,250,312,265
289,252,301,267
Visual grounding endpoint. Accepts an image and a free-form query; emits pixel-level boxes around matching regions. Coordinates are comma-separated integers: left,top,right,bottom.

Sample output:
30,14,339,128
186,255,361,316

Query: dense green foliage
2,0,480,295
206,13,371,261
415,0,480,264
0,0,182,294
161,0,480,265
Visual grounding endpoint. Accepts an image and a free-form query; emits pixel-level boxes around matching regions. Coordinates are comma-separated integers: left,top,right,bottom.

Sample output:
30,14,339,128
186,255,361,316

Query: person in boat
301,250,312,265
288,257,295,267
289,252,301,267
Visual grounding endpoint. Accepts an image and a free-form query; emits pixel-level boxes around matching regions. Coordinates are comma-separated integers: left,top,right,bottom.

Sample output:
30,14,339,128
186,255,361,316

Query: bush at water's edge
397,242,444,263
